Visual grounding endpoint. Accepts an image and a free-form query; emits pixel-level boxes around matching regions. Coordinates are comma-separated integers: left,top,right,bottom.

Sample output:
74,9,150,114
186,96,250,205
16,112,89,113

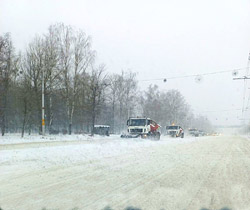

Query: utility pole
42,67,45,136
233,52,250,134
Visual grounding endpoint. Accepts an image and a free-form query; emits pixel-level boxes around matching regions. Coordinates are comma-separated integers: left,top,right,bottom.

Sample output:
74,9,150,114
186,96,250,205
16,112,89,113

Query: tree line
0,23,212,137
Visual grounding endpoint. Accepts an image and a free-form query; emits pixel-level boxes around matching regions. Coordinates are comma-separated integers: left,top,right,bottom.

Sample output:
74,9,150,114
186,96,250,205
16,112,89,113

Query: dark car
93,125,110,136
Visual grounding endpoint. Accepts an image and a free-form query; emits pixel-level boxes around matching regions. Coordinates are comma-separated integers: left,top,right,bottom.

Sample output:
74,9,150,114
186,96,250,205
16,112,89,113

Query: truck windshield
166,126,178,129
129,119,146,126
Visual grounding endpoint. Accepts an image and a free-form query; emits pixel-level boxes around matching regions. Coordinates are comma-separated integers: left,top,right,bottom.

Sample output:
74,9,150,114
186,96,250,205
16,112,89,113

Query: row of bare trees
0,23,212,136
0,23,140,136
141,85,213,132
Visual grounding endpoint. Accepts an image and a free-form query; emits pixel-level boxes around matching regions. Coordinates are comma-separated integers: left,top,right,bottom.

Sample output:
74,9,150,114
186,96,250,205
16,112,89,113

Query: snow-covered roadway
1,135,250,210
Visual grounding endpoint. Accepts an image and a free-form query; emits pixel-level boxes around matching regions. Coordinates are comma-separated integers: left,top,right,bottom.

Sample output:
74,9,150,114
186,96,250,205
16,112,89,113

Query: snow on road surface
1,135,250,210
0,134,118,145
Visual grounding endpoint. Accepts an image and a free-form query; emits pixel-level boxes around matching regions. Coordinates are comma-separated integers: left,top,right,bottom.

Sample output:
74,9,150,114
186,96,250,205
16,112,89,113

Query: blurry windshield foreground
1,0,250,209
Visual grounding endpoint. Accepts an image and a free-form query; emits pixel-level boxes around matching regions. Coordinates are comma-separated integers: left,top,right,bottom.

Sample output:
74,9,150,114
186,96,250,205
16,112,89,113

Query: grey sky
1,0,250,126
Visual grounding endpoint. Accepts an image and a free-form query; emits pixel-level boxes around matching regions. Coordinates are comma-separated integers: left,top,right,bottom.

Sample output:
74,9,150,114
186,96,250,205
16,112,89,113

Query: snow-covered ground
0,133,113,145
2,134,250,210
0,133,200,145
0,134,200,167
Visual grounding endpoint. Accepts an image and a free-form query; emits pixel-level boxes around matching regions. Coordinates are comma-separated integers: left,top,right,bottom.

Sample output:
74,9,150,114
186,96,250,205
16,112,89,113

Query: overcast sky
1,0,250,126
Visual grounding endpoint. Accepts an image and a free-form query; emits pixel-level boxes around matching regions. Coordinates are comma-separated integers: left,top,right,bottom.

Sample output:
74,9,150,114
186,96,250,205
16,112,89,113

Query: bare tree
141,84,162,122
0,33,18,135
43,25,62,134
107,74,120,133
57,23,94,134
142,86,192,129
88,65,108,135
19,71,33,137
163,89,192,127
22,36,46,133
123,71,138,119
107,71,139,133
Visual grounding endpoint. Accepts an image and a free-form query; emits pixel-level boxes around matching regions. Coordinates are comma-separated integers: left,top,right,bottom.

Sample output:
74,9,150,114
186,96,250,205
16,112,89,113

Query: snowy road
1,135,250,210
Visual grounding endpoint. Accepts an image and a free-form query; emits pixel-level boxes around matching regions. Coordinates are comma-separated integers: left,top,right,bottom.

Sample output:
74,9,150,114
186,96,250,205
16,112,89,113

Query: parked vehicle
93,125,110,136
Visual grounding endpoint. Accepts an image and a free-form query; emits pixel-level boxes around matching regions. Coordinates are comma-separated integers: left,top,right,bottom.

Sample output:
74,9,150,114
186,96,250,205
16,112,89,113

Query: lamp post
42,67,45,136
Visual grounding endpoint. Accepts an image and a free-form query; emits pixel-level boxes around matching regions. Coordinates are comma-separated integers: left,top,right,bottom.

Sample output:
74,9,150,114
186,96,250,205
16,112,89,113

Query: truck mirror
127,120,129,125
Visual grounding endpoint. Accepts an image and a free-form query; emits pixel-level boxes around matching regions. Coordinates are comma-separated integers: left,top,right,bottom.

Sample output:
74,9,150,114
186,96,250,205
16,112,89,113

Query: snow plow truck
121,117,161,140
166,125,184,138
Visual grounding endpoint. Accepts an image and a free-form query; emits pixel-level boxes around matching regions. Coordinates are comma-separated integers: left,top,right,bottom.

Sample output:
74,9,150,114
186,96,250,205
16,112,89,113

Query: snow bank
0,133,117,145
0,134,207,168
0,133,206,145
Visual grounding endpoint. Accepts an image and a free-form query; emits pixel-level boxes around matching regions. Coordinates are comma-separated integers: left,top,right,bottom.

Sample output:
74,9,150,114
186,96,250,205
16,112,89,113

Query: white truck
166,125,184,138
121,117,161,140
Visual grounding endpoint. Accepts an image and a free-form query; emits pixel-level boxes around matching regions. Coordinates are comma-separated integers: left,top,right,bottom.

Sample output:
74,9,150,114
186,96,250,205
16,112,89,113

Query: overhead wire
201,108,242,113
139,67,249,82
139,66,249,123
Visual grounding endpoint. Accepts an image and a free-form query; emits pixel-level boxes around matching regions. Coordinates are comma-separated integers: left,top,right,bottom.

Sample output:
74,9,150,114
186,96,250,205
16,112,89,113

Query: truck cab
127,118,151,135
121,117,161,140
166,125,184,138
188,128,199,137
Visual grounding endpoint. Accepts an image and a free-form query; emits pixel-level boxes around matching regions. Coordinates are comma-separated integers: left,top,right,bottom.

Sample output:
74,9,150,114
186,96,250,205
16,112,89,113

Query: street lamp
42,67,45,136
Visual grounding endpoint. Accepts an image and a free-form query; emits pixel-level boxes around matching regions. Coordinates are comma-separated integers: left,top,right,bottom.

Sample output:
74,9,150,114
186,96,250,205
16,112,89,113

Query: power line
233,76,250,80
201,108,242,113
139,67,249,82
